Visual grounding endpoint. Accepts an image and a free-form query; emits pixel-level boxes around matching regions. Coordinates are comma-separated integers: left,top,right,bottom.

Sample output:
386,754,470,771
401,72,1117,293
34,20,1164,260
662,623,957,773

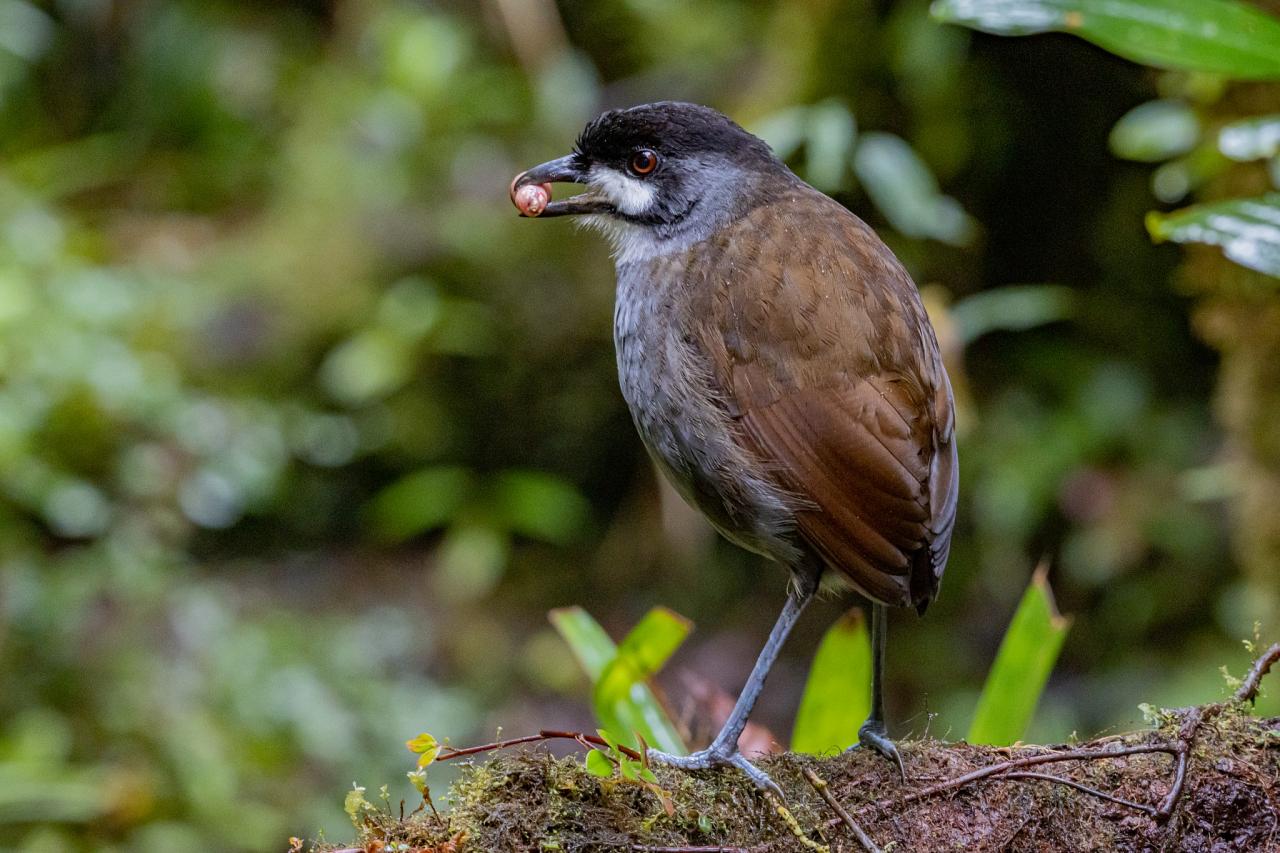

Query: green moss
319,711,1279,852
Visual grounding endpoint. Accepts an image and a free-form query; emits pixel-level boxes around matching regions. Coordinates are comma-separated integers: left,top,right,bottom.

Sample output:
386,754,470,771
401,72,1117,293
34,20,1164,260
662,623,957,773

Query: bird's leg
849,601,906,779
648,572,818,796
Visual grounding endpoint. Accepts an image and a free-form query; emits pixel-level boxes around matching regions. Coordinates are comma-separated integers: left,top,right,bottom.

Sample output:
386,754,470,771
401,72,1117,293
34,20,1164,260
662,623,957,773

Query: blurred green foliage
0,0,1276,850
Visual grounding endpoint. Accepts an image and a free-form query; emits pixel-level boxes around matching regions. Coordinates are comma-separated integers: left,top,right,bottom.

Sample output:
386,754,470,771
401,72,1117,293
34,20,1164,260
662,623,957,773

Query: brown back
688,186,958,610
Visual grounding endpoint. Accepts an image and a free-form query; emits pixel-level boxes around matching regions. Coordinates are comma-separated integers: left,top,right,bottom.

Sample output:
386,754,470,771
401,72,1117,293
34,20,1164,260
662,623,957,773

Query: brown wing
692,187,958,610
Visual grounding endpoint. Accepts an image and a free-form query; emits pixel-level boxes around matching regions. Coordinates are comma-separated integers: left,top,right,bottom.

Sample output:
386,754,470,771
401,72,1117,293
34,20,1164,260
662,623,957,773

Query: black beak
511,154,614,218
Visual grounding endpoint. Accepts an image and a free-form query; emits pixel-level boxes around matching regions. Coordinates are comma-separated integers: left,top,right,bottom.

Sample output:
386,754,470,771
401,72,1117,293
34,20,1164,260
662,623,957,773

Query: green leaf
968,564,1072,745
618,757,640,781
1218,114,1280,161
1145,194,1280,277
549,606,618,681
1108,100,1200,162
791,608,872,754
585,748,614,777
597,728,622,754
853,132,977,246
950,284,1076,343
593,607,692,754
409,727,440,753
803,100,857,191
366,466,474,542
491,470,591,544
931,0,1280,79
549,607,689,755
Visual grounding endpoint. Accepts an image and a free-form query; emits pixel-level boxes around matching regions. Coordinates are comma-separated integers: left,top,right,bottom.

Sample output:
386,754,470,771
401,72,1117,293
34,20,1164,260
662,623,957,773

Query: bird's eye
628,149,659,176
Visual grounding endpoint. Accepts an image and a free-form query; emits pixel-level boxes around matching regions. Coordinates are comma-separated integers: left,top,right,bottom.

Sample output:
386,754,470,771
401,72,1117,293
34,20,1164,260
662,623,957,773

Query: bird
510,101,958,793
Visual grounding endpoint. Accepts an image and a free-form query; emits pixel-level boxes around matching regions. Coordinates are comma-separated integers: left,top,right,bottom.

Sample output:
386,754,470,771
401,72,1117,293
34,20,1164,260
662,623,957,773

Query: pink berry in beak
511,177,552,217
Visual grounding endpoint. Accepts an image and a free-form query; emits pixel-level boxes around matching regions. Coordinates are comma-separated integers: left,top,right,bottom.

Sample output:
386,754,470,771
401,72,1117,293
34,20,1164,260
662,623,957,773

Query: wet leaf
932,0,1280,79
968,564,1072,745
1146,194,1280,278
791,609,871,754
1218,115,1280,162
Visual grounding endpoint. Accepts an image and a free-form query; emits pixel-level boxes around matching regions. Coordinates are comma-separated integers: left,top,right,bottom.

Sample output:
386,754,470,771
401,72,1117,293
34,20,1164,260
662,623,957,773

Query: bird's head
511,102,788,260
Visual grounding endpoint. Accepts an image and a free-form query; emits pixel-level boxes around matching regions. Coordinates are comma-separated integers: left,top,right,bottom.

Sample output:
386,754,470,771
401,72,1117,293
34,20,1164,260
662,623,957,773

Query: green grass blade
931,0,1280,80
548,606,616,680
549,606,690,755
968,564,1072,745
1146,194,1280,278
791,608,872,754
593,607,691,754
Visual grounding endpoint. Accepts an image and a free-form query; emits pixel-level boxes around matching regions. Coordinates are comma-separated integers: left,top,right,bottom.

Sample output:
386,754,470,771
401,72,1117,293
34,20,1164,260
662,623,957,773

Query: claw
648,748,785,798
848,721,907,782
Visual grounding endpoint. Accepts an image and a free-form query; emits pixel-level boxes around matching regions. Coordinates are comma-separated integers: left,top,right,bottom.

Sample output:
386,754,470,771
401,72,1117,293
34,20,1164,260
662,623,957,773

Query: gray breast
612,256,800,565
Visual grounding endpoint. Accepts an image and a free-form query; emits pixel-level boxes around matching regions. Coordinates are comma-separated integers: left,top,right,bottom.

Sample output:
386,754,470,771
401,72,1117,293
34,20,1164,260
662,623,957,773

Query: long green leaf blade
968,564,1071,745
549,606,618,680
791,609,872,754
549,606,689,755
931,0,1280,80
593,607,691,754
1146,194,1280,278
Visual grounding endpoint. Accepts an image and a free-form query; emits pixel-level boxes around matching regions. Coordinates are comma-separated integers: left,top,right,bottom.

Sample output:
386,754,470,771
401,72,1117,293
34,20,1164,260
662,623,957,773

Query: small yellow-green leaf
968,564,1072,745
791,609,872,754
1146,194,1280,278
407,769,428,795
932,0,1280,80
585,749,614,777
406,732,440,767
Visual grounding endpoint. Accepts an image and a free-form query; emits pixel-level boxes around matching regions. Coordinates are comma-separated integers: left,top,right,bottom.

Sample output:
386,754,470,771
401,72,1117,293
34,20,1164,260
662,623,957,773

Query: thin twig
1236,642,1280,703
628,847,753,852
873,743,1174,810
802,768,881,853
995,771,1157,816
437,729,643,763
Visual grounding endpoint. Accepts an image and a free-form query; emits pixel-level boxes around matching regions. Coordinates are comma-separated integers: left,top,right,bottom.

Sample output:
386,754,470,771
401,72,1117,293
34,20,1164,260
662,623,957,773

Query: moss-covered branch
324,647,1280,852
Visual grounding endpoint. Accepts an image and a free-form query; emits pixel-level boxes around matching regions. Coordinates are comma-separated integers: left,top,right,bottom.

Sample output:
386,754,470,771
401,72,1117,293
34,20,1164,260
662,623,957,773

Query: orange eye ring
628,149,659,176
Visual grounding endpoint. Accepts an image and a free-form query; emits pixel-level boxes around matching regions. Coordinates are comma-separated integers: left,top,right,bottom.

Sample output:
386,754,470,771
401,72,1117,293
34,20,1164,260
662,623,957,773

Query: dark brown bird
512,102,958,792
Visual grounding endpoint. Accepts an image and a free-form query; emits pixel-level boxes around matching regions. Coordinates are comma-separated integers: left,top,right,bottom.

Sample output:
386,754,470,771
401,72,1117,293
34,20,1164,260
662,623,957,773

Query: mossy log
323,649,1279,852
328,713,1278,852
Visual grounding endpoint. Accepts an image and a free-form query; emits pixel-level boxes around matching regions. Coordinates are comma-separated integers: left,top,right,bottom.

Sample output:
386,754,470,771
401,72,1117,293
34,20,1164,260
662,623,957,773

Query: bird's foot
648,746,783,797
847,720,907,781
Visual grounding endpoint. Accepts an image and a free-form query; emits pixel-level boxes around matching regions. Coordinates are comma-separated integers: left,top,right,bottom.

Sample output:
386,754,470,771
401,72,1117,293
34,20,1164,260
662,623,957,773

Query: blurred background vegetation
1,0,1278,850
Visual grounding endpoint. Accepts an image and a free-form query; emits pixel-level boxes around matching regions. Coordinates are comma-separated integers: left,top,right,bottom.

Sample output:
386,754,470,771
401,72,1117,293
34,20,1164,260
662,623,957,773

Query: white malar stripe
588,165,657,216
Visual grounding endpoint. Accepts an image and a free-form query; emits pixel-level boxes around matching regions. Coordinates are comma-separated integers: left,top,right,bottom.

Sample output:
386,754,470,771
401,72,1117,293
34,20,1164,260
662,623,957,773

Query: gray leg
850,602,906,779
649,572,818,795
